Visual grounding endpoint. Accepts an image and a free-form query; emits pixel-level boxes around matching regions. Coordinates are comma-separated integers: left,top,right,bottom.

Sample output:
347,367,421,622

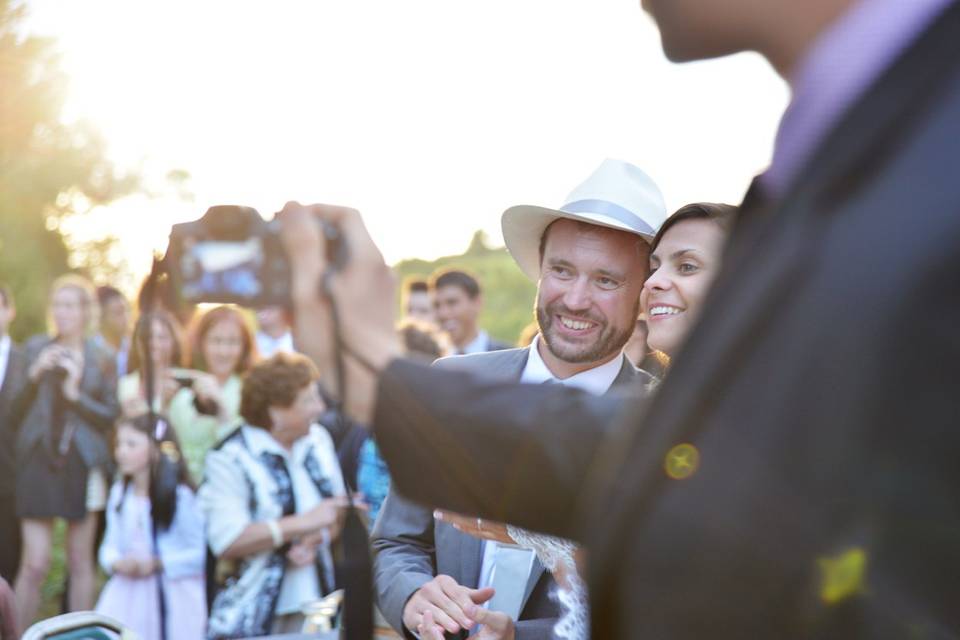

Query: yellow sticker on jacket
664,443,700,480
818,548,867,604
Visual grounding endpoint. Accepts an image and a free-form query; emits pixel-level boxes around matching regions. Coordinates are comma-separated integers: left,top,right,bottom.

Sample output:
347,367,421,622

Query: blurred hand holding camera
276,201,401,423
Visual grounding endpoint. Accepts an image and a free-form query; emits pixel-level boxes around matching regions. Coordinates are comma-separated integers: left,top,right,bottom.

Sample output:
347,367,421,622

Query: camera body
164,205,292,308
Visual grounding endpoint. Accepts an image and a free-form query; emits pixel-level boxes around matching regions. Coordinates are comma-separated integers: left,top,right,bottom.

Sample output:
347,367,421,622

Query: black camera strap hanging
140,256,169,640
317,223,374,640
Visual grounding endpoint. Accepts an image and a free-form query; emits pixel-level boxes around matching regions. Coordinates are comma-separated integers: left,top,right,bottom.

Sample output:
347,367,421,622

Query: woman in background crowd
168,305,255,483
201,353,347,637
11,274,119,629
96,414,206,640
118,309,186,418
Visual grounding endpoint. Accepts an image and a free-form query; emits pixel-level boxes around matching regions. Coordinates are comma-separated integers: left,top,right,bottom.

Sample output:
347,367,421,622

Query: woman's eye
678,263,698,274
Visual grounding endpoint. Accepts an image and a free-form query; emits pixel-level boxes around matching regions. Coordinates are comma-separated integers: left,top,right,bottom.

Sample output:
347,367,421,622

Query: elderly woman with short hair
200,352,347,638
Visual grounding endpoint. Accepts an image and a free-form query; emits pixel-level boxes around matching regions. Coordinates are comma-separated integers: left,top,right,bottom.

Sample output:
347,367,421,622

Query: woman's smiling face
641,218,727,357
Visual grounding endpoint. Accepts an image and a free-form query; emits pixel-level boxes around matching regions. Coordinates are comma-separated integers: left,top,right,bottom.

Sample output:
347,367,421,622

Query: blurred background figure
118,309,186,417
400,279,435,326
429,270,510,355
95,414,206,640
622,316,666,379
11,275,119,629
94,286,132,378
0,285,24,587
168,305,255,484
345,320,446,530
255,305,295,359
201,353,347,637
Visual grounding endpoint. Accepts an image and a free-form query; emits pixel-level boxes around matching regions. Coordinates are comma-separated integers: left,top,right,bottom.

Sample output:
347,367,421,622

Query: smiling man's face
536,219,648,366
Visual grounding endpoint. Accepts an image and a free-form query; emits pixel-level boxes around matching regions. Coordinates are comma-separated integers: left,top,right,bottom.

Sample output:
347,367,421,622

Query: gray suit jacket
371,346,652,639
10,335,119,471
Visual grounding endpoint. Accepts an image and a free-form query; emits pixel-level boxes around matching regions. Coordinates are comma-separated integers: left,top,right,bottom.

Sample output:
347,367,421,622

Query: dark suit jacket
0,341,26,497
10,336,119,471
375,4,960,638
372,347,652,639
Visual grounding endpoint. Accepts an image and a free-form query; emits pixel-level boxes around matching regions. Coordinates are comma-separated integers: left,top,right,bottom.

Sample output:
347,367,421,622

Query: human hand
56,350,84,401
434,510,516,545
276,202,402,424
286,540,317,567
134,557,160,577
112,557,140,577
466,606,516,640
29,345,64,381
402,574,494,636
297,496,351,540
191,373,222,406
160,374,182,406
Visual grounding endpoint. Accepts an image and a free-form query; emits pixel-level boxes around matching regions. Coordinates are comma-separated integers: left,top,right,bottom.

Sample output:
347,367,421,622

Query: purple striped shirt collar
761,0,955,198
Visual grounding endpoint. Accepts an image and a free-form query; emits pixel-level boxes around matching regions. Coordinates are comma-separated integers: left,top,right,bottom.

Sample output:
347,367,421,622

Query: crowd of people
0,154,739,639
3,0,958,637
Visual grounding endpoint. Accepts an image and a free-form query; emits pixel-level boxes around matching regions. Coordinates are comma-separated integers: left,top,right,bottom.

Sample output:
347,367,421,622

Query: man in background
0,285,25,585
401,279,435,326
255,305,295,358
94,285,131,377
430,270,510,355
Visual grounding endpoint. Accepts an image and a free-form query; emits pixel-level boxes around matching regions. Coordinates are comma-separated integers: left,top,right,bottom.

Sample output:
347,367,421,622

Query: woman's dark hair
240,352,319,430
187,305,257,375
127,309,186,375
117,413,194,532
649,202,738,254
650,202,738,253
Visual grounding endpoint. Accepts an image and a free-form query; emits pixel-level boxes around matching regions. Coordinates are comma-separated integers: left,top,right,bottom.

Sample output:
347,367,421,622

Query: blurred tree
0,0,137,341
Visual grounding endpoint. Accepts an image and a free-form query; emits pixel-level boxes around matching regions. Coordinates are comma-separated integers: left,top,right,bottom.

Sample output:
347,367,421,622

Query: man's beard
536,298,638,364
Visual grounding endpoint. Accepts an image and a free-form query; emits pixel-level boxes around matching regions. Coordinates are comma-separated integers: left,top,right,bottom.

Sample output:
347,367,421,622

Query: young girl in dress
95,414,207,640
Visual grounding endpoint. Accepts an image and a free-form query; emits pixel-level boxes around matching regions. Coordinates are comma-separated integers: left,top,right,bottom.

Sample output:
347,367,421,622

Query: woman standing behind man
118,309,186,418
168,305,255,484
10,275,119,629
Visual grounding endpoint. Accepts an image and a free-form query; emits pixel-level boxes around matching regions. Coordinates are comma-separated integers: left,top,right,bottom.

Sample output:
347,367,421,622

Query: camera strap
320,260,374,639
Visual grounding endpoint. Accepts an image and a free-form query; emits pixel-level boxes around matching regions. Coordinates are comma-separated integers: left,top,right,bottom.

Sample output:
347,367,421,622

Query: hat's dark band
560,199,656,235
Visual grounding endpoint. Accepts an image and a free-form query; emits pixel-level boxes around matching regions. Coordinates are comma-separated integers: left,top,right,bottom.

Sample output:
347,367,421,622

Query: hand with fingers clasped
418,605,516,640
402,574,496,638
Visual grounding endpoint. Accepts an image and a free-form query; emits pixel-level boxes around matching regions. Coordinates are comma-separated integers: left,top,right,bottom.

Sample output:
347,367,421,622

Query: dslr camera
162,204,345,308
163,205,291,308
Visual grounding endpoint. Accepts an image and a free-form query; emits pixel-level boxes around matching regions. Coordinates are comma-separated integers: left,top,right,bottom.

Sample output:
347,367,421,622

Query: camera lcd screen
179,238,264,301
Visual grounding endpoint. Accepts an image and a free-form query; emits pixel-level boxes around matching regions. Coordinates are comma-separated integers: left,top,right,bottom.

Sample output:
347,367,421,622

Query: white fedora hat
502,159,667,280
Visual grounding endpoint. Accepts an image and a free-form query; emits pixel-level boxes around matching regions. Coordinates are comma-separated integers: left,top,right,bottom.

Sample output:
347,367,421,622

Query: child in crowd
95,414,206,640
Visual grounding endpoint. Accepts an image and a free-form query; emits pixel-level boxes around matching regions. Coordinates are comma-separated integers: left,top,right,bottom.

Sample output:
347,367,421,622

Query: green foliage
394,232,538,346
0,0,137,341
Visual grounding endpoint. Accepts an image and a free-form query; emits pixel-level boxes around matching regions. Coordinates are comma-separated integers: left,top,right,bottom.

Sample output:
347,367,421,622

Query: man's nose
563,278,592,310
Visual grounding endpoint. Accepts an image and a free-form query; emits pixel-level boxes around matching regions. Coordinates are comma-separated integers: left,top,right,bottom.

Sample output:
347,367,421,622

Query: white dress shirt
0,334,10,392
255,331,295,359
241,425,334,615
477,335,626,612
458,330,493,355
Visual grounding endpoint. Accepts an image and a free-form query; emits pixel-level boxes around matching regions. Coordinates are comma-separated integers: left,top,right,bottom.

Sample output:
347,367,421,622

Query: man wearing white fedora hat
371,158,666,640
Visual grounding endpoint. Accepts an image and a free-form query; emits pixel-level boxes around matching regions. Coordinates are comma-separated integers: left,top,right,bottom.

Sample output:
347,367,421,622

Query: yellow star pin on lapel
664,443,700,480
818,547,867,605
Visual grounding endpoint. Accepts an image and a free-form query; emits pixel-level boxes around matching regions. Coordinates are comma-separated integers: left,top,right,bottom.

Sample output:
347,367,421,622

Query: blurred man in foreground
278,0,960,636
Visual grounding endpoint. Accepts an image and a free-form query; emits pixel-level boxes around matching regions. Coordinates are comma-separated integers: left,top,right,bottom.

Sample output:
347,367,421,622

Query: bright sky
24,0,788,286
